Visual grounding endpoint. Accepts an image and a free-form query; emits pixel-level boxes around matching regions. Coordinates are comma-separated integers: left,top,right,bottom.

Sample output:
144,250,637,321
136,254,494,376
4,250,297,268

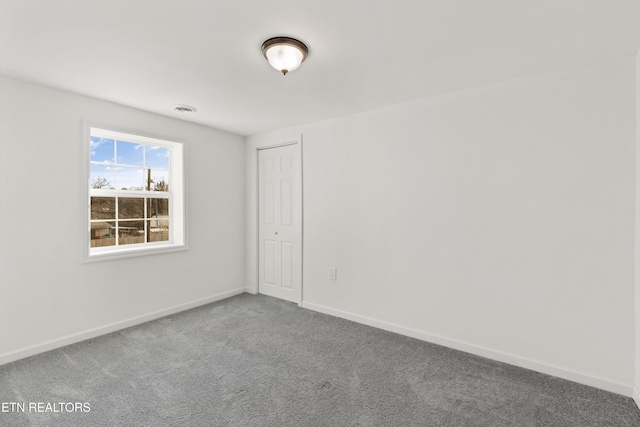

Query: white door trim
256,135,303,305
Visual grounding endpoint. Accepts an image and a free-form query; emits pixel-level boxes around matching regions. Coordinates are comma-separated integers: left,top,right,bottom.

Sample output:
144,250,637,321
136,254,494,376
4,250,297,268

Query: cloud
90,137,114,159
90,137,109,149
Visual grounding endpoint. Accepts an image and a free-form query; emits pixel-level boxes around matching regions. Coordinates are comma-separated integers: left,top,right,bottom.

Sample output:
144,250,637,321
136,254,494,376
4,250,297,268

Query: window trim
82,122,188,263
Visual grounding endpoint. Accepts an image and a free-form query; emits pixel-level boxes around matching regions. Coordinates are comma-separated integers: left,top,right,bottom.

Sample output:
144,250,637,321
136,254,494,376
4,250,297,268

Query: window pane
148,169,169,191
116,166,144,190
117,141,143,166
118,198,144,219
90,164,115,189
145,146,170,169
147,198,169,242
146,197,169,218
91,197,115,220
148,219,169,242
118,221,145,245
90,221,115,247
90,137,114,164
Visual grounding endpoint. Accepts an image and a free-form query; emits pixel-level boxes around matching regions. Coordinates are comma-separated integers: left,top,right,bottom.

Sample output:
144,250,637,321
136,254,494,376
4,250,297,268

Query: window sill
84,243,187,263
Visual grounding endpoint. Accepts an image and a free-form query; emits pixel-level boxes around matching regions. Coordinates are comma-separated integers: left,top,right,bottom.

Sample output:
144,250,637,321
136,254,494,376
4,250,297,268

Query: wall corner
635,48,640,404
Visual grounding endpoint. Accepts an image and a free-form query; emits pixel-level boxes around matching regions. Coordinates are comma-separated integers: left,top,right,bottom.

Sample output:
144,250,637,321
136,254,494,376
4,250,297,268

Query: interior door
258,144,301,303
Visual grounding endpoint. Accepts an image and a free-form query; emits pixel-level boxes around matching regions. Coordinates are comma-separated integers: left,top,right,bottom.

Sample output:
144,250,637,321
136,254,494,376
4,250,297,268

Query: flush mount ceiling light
261,37,308,75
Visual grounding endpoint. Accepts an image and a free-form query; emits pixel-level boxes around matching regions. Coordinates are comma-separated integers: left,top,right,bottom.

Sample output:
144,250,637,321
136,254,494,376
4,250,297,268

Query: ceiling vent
174,104,197,113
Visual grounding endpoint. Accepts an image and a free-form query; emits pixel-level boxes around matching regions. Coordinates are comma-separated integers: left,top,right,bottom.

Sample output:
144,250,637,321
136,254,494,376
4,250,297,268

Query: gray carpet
1,293,639,426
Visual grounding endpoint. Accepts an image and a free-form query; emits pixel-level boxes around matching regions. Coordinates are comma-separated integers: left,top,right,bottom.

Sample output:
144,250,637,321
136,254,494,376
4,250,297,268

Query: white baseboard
245,287,258,295
633,387,640,410
301,301,634,397
0,287,246,366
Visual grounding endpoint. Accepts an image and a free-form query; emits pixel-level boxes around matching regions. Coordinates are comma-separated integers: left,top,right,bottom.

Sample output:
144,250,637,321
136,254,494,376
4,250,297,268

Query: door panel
258,143,301,303
281,180,293,226
264,239,276,285
281,241,293,289
281,154,293,171
264,181,275,225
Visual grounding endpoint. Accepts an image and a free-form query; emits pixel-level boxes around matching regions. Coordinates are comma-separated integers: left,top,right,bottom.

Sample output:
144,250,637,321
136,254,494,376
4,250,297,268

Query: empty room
1,0,640,425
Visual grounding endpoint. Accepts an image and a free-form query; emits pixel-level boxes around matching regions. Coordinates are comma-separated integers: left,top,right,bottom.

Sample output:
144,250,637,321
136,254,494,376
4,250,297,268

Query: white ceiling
1,0,639,136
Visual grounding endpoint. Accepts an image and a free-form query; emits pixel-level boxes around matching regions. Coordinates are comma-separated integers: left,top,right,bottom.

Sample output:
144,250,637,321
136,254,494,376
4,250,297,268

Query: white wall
247,57,637,395
0,76,246,363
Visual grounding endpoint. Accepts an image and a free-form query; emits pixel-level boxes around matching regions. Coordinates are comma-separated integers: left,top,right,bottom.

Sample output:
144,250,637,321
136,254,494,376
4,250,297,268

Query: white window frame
83,123,187,262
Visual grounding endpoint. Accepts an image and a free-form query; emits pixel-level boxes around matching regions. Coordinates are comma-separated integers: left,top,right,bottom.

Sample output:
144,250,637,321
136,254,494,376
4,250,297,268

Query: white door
258,144,302,303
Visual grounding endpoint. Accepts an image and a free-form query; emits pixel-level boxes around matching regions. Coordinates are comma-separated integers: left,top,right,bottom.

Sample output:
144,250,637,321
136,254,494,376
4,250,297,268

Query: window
85,126,185,261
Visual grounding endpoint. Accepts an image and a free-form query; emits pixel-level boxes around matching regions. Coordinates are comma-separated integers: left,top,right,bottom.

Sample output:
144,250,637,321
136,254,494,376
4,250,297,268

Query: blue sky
90,137,170,190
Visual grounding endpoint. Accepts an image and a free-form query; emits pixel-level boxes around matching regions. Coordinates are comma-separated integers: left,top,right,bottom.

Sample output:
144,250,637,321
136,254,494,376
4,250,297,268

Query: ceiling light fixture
261,37,308,76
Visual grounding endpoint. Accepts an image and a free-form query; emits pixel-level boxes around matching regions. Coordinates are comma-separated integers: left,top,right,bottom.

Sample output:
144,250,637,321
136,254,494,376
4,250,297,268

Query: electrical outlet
329,267,337,281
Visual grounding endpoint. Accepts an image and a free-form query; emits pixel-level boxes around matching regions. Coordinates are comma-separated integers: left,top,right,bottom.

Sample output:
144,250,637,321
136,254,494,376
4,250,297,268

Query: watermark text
1,402,90,413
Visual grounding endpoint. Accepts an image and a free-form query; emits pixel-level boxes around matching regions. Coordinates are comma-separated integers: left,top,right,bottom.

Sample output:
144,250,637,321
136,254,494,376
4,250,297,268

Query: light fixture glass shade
262,37,308,75
265,45,304,73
